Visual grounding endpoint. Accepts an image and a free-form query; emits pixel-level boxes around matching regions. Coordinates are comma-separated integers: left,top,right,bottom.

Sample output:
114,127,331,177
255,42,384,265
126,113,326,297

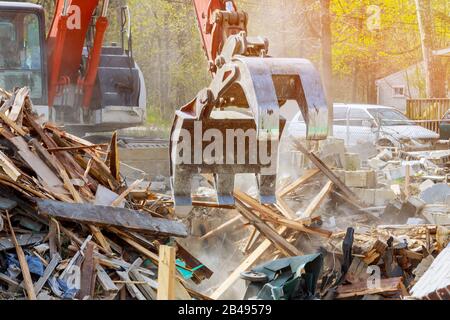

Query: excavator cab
0,2,47,105
0,1,146,134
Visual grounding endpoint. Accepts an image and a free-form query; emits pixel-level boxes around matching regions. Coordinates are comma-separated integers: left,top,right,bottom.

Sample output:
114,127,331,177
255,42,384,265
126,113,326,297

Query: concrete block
345,170,377,188
374,189,396,206
344,153,361,171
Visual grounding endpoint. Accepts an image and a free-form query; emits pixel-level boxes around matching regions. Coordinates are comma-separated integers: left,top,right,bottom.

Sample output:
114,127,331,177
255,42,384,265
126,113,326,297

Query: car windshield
0,12,42,99
367,108,414,126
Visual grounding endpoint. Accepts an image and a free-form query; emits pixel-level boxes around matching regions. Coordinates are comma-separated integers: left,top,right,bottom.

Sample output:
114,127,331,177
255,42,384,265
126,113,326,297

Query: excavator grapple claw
170,1,329,215
170,55,328,214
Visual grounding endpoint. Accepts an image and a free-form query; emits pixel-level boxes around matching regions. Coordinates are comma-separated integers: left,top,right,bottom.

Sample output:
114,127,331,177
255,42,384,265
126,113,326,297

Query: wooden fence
406,98,450,134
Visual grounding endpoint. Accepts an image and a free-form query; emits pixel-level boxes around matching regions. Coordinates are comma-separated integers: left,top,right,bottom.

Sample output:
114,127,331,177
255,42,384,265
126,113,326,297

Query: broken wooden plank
36,199,188,237
9,136,65,194
336,277,404,299
295,142,362,205
7,87,28,122
299,181,333,219
157,245,176,300
5,212,36,300
235,199,301,257
277,168,321,198
34,253,61,295
200,215,244,240
0,150,21,181
0,111,27,135
47,144,107,152
110,179,143,207
96,265,119,294
129,268,156,300
78,241,96,299
116,258,146,300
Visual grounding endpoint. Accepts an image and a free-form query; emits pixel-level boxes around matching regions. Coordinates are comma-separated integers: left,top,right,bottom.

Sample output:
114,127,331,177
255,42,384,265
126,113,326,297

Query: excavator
170,0,330,214
0,0,146,134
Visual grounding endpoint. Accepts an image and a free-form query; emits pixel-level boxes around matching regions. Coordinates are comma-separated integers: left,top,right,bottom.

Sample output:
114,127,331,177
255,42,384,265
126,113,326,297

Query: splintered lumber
0,111,27,136
211,226,287,300
235,199,301,257
299,181,333,219
116,258,146,300
336,277,404,299
236,191,330,237
36,199,188,237
110,179,143,207
7,87,28,121
277,168,321,198
5,211,36,300
108,227,160,263
96,265,119,294
157,245,176,300
0,150,21,181
9,136,65,193
129,268,157,300
34,253,61,295
200,215,244,240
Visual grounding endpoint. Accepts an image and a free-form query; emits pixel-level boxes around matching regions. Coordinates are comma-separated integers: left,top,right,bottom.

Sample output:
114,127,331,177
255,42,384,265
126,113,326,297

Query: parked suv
287,103,439,148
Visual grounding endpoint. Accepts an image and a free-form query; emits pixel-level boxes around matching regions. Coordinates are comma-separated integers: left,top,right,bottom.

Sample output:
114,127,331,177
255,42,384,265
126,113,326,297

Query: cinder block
345,170,377,188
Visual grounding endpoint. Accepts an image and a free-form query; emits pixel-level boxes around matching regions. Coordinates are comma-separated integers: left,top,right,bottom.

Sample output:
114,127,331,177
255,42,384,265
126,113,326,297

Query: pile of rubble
186,136,450,300
0,87,212,300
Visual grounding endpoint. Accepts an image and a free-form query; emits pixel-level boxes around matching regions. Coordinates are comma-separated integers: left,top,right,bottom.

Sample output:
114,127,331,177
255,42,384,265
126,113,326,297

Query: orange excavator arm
46,0,109,109
193,0,242,73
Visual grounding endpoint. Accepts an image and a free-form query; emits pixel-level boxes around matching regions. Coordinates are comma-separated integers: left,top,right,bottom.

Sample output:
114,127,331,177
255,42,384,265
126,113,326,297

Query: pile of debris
0,87,212,300
188,137,450,300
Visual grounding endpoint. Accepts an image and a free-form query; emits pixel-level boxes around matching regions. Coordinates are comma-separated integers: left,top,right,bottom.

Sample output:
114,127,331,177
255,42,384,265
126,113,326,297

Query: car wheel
240,271,269,283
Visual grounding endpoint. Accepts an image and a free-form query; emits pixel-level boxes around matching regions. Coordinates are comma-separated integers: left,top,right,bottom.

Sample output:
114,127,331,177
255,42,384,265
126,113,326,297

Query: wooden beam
277,169,320,198
78,241,96,299
111,179,143,207
0,111,27,135
34,253,61,295
299,181,333,219
200,215,244,240
235,199,301,257
295,142,362,205
0,150,21,181
157,245,176,300
5,212,36,300
37,199,188,237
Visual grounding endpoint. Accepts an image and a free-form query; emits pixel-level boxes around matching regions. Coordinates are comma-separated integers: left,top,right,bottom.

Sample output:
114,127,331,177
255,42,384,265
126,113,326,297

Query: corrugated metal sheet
411,244,450,299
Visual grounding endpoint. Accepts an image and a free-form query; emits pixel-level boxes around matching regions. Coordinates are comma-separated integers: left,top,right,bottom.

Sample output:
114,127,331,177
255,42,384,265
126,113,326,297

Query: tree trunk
415,0,445,98
320,0,333,135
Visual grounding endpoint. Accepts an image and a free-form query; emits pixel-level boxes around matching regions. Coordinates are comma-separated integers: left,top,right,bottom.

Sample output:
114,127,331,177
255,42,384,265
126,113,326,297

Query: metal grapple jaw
170,56,328,215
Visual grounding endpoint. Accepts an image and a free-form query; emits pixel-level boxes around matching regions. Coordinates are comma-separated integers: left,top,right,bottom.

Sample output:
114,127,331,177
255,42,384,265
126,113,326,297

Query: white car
287,103,440,148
